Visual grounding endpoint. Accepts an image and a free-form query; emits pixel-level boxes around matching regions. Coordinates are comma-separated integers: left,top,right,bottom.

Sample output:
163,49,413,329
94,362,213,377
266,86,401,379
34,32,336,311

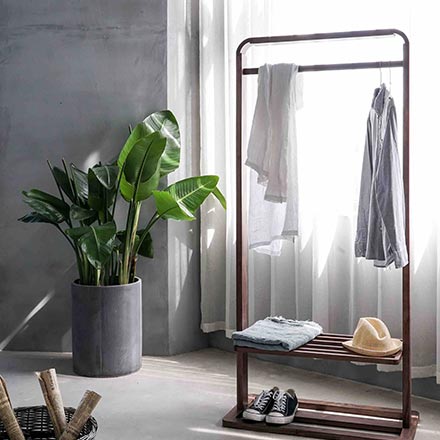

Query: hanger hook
388,61,392,92
379,61,383,85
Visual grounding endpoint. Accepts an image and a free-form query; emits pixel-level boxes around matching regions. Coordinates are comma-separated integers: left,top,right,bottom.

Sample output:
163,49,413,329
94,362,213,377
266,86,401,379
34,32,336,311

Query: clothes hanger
388,61,392,93
379,61,392,93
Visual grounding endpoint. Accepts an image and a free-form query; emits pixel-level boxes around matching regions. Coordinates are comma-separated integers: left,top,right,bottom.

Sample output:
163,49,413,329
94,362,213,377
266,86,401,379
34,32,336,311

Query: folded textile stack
232,317,322,351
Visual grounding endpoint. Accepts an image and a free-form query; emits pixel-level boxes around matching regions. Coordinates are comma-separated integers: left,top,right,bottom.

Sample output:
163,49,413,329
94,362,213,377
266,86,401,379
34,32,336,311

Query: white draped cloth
247,63,303,255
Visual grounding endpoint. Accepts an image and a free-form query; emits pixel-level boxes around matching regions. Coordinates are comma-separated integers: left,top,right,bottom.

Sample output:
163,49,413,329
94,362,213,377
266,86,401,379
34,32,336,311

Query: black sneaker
265,388,298,424
243,387,279,422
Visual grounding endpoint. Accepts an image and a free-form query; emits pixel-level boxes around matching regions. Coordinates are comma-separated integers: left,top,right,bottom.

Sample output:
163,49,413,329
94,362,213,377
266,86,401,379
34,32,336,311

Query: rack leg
402,40,411,430
402,264,411,428
237,352,248,411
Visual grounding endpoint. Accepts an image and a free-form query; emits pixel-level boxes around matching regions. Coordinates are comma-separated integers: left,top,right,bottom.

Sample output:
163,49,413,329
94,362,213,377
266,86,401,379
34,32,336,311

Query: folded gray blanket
232,316,322,351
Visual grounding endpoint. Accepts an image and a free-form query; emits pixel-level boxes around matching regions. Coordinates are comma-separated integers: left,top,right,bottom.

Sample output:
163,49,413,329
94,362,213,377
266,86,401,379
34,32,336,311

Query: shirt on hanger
246,63,303,256
355,83,408,268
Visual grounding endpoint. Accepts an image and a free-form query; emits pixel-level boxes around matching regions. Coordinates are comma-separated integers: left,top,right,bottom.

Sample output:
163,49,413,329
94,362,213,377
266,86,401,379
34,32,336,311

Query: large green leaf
87,168,105,212
212,186,227,209
91,165,119,189
168,175,219,213
117,123,149,170
117,110,181,179
65,226,91,240
70,204,97,222
120,170,161,203
116,229,153,258
80,237,113,270
153,176,224,221
87,167,116,222
138,231,154,258
50,165,75,202
22,190,70,223
18,212,57,225
75,222,117,269
152,190,195,221
22,189,70,219
142,110,181,177
120,133,165,202
70,164,88,203
118,174,134,203
22,199,65,223
124,133,166,184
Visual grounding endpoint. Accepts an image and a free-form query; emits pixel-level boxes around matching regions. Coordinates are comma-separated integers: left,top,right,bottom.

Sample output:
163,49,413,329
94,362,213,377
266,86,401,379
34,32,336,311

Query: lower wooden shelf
234,333,403,365
223,397,419,440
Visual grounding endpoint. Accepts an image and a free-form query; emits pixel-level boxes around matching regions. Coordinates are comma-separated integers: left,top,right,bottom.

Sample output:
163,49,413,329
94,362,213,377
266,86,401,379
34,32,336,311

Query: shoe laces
272,391,288,413
251,390,272,411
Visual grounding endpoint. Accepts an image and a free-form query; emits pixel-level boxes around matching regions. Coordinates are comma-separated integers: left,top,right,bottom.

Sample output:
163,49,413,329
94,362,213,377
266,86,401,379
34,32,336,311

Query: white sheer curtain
199,0,440,382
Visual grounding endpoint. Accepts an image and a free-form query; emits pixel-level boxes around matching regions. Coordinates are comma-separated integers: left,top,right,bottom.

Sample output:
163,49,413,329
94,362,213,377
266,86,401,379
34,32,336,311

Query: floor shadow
0,351,75,376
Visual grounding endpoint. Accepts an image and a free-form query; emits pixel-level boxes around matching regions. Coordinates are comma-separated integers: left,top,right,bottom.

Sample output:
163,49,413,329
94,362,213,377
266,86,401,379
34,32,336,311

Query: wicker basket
0,406,98,440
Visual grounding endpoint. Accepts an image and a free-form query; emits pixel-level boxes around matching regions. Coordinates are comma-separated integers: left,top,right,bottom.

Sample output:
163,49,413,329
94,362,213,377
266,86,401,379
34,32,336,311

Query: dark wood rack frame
223,29,419,439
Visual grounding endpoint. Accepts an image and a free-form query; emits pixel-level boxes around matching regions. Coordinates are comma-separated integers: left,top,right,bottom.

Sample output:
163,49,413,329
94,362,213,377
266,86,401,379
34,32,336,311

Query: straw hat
343,317,402,357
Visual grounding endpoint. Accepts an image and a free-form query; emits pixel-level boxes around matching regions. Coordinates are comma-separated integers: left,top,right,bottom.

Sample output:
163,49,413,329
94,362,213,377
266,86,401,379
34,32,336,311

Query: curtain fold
198,0,440,381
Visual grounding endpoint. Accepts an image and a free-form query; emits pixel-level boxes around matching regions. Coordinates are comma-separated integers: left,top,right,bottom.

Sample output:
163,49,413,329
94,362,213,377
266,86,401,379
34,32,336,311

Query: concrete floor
0,348,438,439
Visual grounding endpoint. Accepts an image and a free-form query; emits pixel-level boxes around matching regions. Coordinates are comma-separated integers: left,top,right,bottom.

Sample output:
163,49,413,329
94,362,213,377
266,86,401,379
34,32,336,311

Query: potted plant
19,110,225,377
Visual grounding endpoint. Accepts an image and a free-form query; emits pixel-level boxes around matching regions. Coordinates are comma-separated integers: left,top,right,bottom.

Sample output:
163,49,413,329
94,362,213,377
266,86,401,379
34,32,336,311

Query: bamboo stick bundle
35,369,67,438
59,390,101,440
0,376,25,440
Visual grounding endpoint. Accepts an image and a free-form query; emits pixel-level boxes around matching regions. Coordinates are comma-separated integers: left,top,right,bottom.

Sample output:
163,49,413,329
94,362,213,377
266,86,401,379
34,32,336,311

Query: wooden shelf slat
302,345,348,352
234,332,402,365
294,409,401,434
307,339,351,346
317,333,353,339
299,399,402,419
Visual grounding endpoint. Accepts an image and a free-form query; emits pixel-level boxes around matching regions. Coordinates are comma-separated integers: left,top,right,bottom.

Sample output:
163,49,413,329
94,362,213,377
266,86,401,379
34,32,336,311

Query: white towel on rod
246,63,303,256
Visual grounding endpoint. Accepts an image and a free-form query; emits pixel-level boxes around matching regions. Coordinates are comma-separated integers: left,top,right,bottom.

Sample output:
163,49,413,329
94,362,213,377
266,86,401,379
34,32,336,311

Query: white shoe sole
266,404,298,425
265,414,294,424
242,410,266,422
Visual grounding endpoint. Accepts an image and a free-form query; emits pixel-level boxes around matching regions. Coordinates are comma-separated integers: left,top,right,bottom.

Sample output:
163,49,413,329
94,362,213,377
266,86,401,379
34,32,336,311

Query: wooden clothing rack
223,29,419,439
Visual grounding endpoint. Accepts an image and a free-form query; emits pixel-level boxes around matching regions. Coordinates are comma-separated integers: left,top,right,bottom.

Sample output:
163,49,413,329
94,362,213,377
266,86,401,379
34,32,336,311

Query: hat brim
342,338,402,357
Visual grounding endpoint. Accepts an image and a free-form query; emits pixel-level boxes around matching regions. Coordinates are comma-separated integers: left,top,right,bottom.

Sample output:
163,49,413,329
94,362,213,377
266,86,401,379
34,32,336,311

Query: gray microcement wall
0,0,207,355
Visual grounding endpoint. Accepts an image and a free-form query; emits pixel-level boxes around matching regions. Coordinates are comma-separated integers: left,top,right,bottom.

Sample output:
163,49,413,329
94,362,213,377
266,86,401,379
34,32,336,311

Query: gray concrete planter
72,278,142,377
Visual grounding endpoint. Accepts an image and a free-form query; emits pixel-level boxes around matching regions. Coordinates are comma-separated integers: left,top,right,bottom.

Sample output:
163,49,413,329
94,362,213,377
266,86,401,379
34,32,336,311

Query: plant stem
124,202,141,284
77,248,88,284
106,253,112,285
129,255,137,283
114,249,120,284
104,190,108,223
112,163,125,220
120,200,143,284
120,202,135,284
74,249,84,282
134,212,160,255
127,202,143,283
56,225,90,284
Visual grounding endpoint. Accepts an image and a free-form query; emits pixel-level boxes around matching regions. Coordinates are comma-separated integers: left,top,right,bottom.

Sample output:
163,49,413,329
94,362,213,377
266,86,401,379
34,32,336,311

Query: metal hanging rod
237,29,409,53
243,60,403,75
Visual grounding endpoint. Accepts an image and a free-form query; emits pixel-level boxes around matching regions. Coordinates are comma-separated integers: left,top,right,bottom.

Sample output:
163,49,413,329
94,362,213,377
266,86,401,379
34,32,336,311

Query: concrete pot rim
71,277,141,290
